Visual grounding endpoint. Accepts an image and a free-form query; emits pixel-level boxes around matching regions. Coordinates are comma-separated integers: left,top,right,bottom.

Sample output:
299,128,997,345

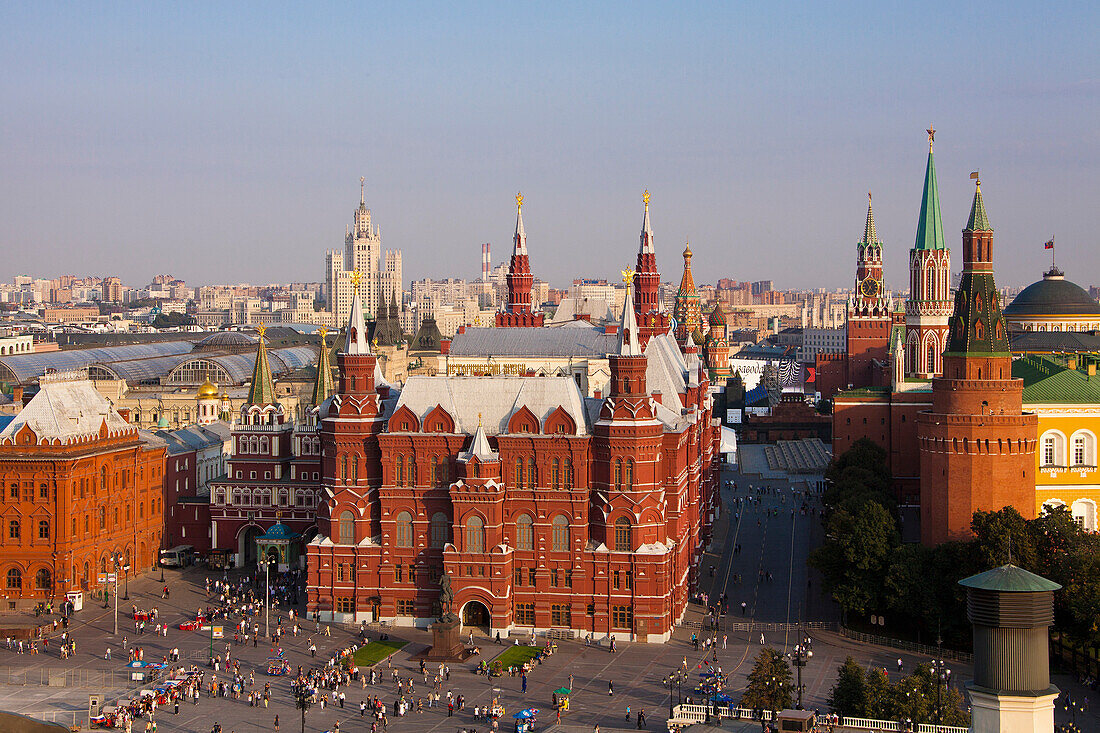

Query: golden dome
196,378,219,399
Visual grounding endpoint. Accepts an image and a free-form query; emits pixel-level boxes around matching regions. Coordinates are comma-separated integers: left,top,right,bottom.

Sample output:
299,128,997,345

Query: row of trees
829,657,969,726
738,648,968,726
810,438,1100,648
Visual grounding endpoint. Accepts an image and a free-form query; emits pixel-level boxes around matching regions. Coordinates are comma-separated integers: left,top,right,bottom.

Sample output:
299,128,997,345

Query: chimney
12,386,23,405
593,389,602,399
440,338,451,355
457,325,466,335
604,324,617,335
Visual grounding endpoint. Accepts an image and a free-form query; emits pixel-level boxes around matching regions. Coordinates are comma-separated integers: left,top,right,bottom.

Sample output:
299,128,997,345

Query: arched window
527,458,536,490
551,514,570,552
1071,431,1096,467
1041,431,1066,468
395,455,404,487
98,507,106,529
563,457,573,489
8,520,19,539
514,458,523,487
340,455,347,482
1072,499,1098,532
100,466,107,493
614,459,622,490
614,516,633,552
466,515,485,553
551,458,560,489
38,520,49,540
35,568,51,590
350,456,358,483
395,511,414,548
430,512,449,548
432,456,442,487
6,568,21,589
624,459,634,488
338,511,355,545
516,514,534,550
927,342,936,375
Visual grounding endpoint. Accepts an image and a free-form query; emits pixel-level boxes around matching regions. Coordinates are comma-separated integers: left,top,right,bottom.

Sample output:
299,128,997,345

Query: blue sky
1,2,1097,291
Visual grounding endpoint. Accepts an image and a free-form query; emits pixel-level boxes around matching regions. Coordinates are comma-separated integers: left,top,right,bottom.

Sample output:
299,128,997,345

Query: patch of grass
352,639,407,666
493,644,541,668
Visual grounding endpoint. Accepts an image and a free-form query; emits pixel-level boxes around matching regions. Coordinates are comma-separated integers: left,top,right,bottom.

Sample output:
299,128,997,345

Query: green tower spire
965,177,991,232
914,129,946,251
246,324,277,406
311,328,335,407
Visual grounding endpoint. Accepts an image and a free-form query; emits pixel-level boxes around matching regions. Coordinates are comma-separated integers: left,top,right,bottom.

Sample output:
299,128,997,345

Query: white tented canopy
720,426,738,456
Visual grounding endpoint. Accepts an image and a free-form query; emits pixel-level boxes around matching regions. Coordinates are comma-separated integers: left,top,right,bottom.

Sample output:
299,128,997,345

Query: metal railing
0,666,132,688
671,706,967,732
13,710,82,727
838,627,973,663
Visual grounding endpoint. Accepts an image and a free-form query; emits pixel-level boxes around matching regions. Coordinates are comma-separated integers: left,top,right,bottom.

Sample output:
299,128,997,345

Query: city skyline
2,3,1097,290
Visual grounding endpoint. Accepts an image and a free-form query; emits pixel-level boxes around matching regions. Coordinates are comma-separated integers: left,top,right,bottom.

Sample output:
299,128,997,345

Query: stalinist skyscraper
326,178,403,325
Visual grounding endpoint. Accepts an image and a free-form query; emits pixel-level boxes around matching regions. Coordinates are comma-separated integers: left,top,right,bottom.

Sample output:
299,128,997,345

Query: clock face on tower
860,278,880,298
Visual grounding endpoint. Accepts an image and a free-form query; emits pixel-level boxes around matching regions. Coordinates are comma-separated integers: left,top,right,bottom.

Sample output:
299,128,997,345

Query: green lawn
493,644,541,668
352,639,407,666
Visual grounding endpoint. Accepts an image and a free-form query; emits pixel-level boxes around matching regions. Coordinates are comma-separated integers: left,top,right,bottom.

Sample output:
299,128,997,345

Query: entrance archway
461,601,490,631
239,526,262,566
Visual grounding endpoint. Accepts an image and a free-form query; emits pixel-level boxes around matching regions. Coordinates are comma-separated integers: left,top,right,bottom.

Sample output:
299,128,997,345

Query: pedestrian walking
608,680,614,697
273,715,279,732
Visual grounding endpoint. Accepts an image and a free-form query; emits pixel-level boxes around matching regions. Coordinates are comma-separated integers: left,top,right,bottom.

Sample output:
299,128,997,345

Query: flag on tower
1044,239,1054,250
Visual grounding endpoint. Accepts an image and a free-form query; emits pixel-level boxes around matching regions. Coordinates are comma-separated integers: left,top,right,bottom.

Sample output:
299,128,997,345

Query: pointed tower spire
246,323,277,406
311,327,335,407
513,191,527,254
965,174,991,232
673,242,701,346
914,128,946,251
619,270,643,356
863,192,878,246
344,270,370,355
640,189,654,254
360,176,366,206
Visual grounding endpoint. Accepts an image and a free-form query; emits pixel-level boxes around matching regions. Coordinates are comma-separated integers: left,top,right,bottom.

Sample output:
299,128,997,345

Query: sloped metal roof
0,341,195,384
448,326,619,358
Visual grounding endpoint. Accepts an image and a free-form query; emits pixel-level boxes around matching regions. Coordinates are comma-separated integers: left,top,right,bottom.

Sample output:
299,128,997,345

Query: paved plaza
0,462,1095,732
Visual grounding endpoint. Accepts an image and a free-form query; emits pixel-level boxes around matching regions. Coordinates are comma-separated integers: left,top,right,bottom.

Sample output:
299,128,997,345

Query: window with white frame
1071,431,1096,467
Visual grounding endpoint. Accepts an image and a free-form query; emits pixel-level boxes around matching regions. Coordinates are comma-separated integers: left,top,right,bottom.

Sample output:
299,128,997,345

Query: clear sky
1,2,1097,291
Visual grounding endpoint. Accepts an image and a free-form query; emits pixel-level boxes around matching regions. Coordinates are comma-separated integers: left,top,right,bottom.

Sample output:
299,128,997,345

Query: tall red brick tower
592,275,667,637
497,192,544,327
845,193,892,388
918,177,1037,546
635,190,669,344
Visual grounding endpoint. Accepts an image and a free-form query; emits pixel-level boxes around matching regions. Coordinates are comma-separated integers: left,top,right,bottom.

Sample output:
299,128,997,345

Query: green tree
828,657,867,717
810,499,898,618
863,667,893,720
740,647,793,713
971,507,1037,570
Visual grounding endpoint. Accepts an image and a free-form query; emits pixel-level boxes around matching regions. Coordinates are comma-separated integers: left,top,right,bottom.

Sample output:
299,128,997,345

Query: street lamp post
791,636,813,709
931,659,951,724
265,559,270,641
667,670,686,719
123,564,130,601
294,684,313,733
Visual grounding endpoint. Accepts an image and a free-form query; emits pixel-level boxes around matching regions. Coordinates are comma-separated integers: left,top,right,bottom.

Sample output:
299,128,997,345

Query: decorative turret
497,192,544,327
673,242,702,346
311,327,335,408
845,193,893,389
945,176,1011,359
853,193,887,316
905,127,953,378
634,190,670,344
336,272,378,399
705,303,731,381
246,323,277,407
618,271,643,357
196,377,220,425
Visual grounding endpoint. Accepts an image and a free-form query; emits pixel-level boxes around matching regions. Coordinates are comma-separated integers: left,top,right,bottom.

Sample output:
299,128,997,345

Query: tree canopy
740,647,793,713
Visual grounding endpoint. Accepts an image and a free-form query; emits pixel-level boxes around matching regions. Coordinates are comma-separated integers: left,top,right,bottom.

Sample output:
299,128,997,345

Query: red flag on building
1044,239,1055,250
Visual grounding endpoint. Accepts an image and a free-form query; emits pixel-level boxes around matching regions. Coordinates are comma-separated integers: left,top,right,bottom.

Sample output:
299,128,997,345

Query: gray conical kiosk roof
959,564,1060,733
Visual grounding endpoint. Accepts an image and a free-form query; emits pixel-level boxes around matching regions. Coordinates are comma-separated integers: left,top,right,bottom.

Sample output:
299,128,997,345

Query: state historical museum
303,199,719,641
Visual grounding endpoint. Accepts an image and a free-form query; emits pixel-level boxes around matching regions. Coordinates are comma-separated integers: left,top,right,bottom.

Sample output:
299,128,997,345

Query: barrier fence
671,705,967,733
0,666,132,688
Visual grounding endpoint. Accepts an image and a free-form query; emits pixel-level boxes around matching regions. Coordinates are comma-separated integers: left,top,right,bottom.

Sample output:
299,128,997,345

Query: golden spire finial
351,268,362,294
515,192,524,211
868,191,872,203
318,326,328,344
478,412,482,428
927,124,935,152
643,189,650,208
257,322,267,341
621,268,636,285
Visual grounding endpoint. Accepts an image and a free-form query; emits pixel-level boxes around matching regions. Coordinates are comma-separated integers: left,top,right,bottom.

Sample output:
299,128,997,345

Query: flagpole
1051,237,1055,271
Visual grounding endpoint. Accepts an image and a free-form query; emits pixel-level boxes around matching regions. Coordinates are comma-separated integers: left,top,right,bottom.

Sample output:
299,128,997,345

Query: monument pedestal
425,615,467,661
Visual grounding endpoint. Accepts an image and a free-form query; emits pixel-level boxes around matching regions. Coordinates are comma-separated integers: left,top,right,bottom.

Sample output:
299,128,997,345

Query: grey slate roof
448,325,619,358
0,341,194,384
1009,330,1100,353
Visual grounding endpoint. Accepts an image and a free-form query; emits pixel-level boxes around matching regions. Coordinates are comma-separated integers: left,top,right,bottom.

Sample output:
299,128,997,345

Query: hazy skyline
2,2,1097,292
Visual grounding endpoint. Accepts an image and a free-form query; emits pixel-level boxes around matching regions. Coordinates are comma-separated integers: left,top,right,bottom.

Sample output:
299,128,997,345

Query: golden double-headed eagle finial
516,192,524,211
351,268,362,294
621,268,636,284
257,322,267,341
643,189,650,207
318,326,328,344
